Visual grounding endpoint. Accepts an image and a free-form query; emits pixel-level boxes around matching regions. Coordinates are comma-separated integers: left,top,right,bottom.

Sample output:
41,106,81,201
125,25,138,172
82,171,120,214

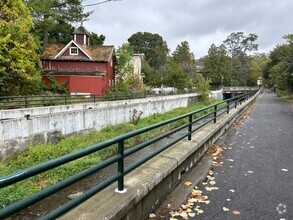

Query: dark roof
41,42,115,62
73,25,90,36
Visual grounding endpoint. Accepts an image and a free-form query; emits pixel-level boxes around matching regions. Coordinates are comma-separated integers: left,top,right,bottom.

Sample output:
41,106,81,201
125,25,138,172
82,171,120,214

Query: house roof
41,42,115,62
73,25,90,36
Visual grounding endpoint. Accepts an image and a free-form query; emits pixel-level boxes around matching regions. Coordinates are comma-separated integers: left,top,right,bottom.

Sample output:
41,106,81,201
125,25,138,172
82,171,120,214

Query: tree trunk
43,28,48,45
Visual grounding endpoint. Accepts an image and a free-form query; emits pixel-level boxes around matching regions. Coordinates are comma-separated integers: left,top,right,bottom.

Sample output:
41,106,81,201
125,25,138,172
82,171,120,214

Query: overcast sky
82,0,293,58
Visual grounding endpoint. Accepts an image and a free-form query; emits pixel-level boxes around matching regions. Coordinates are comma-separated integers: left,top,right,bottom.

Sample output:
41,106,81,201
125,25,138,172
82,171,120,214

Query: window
70,47,78,55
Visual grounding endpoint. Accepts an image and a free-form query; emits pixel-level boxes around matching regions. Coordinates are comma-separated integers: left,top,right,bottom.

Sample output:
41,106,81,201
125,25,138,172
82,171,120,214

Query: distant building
41,25,116,95
131,53,145,82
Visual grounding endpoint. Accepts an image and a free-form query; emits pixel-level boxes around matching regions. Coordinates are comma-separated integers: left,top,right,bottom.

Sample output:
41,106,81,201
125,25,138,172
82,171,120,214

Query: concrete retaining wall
0,94,200,160
60,92,258,220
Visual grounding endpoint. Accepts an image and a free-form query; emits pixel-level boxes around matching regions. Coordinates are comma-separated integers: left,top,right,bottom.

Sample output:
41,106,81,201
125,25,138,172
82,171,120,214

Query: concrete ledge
0,94,200,160
60,93,258,220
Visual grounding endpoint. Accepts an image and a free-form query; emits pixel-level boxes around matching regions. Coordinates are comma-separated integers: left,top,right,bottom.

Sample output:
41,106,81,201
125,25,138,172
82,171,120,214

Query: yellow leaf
184,181,192,186
181,204,188,210
209,180,216,185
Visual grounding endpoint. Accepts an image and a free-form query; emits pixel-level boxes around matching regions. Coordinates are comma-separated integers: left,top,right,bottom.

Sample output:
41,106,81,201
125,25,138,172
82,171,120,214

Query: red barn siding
42,60,114,95
69,76,106,95
42,60,107,73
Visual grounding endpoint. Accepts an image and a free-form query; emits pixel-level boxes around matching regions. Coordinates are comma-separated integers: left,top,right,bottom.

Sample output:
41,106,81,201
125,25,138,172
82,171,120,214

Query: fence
0,92,256,219
0,93,146,110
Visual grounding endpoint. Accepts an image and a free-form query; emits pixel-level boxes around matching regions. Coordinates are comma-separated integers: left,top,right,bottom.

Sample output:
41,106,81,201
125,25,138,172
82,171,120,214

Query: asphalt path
183,92,293,220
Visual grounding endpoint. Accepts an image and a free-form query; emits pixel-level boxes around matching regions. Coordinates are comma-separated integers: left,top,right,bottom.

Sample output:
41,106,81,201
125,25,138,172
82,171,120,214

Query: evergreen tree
172,41,196,75
25,0,91,45
203,44,232,87
89,32,105,46
223,32,258,86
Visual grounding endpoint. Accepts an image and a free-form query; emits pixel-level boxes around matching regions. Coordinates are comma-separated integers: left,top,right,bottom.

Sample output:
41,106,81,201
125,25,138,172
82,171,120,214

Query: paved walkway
190,92,293,220
154,92,293,220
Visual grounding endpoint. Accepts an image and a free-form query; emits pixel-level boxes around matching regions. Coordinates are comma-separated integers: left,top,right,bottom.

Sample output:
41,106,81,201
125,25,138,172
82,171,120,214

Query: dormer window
70,47,78,55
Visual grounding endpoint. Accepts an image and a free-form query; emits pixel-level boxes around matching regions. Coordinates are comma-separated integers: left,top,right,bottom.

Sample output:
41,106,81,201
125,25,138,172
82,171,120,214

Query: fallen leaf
230,189,235,193
191,189,202,195
188,212,196,217
184,181,192,186
227,159,234,162
196,209,204,214
67,191,83,200
209,180,216,185
204,200,210,204
281,169,288,172
207,175,215,180
232,210,241,215
181,204,188,210
223,207,229,212
226,199,231,201
194,195,206,202
205,186,219,191
149,213,156,218
248,171,254,173
180,212,188,219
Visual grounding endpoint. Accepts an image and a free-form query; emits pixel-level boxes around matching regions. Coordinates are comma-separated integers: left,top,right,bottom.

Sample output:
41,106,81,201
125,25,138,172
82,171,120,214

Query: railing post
214,104,217,123
24,96,28,108
116,140,127,193
64,95,67,105
227,100,230,114
235,99,237,108
93,95,96,103
188,115,192,141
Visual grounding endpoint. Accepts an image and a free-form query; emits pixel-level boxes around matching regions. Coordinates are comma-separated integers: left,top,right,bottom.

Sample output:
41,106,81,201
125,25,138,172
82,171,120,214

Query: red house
41,26,115,95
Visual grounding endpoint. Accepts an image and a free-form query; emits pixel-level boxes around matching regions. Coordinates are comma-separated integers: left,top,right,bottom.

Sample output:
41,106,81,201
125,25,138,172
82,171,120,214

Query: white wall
0,94,200,159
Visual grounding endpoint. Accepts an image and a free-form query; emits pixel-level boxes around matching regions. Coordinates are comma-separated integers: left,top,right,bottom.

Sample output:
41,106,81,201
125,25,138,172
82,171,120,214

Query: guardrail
223,86,259,92
0,92,256,219
0,93,146,110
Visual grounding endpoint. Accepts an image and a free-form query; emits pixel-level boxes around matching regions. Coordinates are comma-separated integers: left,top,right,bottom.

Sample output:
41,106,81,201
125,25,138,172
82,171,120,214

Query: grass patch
285,97,293,103
0,99,221,208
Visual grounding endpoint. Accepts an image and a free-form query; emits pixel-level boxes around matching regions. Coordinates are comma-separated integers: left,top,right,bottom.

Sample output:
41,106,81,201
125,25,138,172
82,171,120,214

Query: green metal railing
0,92,256,219
0,92,146,110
